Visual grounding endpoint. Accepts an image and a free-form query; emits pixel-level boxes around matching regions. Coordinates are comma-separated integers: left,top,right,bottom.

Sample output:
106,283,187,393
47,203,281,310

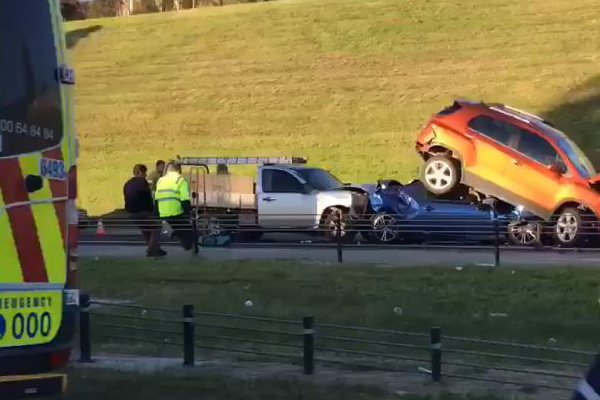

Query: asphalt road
80,242,600,268
78,225,600,267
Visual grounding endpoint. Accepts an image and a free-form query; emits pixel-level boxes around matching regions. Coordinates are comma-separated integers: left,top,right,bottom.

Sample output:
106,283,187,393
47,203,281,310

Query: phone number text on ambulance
0,118,55,140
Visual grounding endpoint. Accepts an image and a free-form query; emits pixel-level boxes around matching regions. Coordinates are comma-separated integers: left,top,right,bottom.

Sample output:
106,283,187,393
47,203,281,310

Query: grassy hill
66,0,600,214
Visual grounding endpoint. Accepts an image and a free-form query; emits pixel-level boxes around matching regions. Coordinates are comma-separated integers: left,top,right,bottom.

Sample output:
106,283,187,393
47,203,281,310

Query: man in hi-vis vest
155,160,193,251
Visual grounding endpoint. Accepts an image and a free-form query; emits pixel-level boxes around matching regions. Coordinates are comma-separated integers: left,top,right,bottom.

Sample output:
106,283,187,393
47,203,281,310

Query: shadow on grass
542,75,600,169
66,25,102,49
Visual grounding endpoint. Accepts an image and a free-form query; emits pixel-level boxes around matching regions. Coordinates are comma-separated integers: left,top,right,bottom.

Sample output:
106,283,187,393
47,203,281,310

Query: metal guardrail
78,294,590,394
79,211,600,267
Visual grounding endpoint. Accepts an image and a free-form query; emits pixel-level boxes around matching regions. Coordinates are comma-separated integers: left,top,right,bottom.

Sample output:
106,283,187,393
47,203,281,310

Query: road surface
80,243,600,268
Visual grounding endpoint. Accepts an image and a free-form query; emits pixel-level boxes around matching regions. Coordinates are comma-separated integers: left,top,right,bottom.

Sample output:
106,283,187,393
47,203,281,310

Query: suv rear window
468,115,511,145
0,0,63,158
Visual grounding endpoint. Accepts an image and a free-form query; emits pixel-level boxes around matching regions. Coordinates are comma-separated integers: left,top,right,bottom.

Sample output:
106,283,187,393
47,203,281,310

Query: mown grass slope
81,258,600,348
66,0,600,214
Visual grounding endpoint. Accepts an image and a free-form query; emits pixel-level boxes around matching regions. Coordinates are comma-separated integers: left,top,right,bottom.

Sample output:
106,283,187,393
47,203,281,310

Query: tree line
61,0,277,20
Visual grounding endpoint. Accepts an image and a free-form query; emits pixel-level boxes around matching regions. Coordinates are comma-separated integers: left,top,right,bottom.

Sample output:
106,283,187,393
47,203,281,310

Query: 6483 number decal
39,157,66,180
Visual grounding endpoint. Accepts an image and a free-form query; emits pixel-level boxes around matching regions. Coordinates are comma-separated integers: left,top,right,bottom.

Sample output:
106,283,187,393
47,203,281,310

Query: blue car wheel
508,220,541,246
370,213,398,243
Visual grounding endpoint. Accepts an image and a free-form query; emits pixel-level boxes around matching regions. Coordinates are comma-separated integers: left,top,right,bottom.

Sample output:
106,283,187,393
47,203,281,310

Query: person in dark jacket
124,164,166,257
572,352,600,399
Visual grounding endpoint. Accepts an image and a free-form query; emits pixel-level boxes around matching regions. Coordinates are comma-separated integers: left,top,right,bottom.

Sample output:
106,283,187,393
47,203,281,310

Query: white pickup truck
181,157,370,240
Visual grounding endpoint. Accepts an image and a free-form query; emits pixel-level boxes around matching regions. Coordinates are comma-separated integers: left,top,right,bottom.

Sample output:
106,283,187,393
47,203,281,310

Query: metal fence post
430,326,442,382
190,192,199,255
191,217,199,255
336,210,343,263
183,304,195,366
78,293,92,363
303,316,314,375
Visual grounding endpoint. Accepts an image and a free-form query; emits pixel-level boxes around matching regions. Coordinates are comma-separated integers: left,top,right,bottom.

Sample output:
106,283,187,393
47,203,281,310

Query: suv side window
468,115,511,145
262,169,303,193
517,128,565,168
0,0,63,158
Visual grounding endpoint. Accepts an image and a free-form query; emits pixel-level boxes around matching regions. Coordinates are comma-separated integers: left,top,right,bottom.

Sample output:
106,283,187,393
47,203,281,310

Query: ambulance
0,0,79,395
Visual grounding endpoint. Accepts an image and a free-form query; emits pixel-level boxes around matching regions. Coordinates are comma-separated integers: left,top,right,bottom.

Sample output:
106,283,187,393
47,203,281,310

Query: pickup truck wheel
322,208,354,242
422,155,459,195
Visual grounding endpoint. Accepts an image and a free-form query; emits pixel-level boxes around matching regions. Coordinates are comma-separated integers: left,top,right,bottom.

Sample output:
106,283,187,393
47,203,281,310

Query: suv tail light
417,125,437,146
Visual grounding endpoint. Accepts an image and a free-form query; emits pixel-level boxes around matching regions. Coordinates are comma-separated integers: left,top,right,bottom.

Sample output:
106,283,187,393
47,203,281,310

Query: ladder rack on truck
180,156,307,214
178,156,308,166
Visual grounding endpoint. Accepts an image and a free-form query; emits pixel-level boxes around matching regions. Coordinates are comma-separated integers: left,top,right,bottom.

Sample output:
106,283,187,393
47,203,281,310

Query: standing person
124,164,167,257
155,160,194,251
572,352,600,399
147,159,166,194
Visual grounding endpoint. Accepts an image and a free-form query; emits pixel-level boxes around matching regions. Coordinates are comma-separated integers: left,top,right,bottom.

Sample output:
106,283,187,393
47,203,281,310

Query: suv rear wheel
422,155,459,195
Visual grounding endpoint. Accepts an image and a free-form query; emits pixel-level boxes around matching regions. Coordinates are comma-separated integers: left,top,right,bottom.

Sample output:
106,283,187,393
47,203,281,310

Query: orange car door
466,115,517,202
502,125,565,219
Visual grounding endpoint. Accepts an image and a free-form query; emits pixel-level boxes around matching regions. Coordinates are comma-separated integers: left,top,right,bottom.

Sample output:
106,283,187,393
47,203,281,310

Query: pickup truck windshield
0,0,63,158
293,168,342,191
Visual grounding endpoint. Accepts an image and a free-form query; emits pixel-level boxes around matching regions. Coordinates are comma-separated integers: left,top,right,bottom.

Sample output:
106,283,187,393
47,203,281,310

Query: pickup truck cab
257,164,368,238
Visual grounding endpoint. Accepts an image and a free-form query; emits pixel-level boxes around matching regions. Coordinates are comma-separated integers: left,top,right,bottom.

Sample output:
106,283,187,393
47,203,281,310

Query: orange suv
415,99,600,247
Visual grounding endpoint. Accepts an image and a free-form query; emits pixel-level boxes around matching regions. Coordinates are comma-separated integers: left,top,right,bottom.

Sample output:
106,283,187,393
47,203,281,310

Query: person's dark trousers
129,211,163,255
165,214,193,251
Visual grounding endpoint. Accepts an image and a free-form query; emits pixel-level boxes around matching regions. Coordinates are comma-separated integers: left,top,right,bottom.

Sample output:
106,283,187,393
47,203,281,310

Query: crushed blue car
362,179,519,244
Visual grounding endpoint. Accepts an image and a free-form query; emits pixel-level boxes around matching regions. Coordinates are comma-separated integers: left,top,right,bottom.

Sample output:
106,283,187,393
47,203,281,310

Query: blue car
363,179,514,244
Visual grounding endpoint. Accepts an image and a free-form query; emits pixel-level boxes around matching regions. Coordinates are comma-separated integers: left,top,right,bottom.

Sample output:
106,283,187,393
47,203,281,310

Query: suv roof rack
489,103,544,122
178,156,308,166
502,104,545,121
487,103,559,128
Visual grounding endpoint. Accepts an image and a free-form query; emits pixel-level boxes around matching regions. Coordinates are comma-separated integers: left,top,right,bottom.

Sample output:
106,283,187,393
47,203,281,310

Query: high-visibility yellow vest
155,171,190,217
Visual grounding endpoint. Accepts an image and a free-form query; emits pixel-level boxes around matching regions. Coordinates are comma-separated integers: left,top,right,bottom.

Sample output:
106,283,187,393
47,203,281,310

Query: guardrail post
303,316,314,375
191,217,199,255
336,210,343,263
430,326,441,382
183,304,195,366
78,293,93,363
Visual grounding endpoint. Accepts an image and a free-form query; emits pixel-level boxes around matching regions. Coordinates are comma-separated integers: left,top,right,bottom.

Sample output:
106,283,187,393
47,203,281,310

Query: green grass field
81,258,600,349
66,0,600,214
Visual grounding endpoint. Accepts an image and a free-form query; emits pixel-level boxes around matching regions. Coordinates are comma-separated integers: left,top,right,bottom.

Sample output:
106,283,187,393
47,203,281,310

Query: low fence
80,211,600,266
78,294,591,393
